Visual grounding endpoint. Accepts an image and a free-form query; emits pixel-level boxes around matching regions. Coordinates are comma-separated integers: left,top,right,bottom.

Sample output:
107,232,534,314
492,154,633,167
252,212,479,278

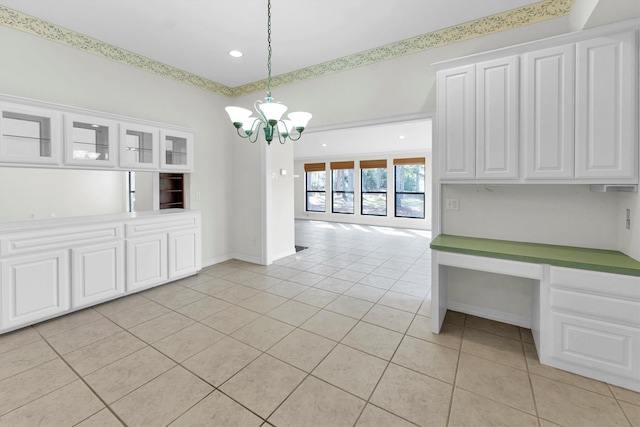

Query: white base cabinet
0,210,200,333
0,250,70,330
541,267,640,392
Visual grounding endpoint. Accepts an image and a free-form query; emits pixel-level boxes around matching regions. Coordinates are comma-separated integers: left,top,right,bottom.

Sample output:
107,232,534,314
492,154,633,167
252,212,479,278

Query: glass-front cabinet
64,113,118,167
119,123,158,170
160,129,194,171
0,103,62,165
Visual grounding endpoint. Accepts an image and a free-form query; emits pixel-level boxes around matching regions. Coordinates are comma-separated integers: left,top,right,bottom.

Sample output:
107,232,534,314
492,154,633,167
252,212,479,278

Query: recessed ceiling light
228,50,243,58
399,135,405,139
322,144,327,147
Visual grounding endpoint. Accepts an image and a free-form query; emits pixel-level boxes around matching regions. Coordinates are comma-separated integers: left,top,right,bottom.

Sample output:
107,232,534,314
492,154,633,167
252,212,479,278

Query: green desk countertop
430,235,640,277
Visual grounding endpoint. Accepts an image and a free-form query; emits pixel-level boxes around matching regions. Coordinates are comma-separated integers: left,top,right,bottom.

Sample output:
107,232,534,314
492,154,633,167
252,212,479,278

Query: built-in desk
430,234,640,392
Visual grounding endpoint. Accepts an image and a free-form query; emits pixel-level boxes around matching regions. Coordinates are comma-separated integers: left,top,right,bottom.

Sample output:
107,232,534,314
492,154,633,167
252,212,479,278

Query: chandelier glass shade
225,0,312,145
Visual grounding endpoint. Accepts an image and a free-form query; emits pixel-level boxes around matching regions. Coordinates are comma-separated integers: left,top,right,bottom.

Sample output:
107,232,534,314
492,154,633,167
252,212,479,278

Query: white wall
0,25,234,265
441,184,621,250
294,152,432,230
267,141,296,262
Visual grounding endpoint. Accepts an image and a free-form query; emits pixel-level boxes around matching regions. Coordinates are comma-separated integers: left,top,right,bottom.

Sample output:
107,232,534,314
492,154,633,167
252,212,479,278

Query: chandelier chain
267,0,272,98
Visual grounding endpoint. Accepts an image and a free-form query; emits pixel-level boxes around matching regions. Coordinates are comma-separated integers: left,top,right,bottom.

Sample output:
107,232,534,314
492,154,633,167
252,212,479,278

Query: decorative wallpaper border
0,0,574,98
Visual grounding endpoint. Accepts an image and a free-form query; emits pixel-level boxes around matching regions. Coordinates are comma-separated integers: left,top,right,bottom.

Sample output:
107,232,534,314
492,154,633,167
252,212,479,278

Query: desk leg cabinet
541,267,640,392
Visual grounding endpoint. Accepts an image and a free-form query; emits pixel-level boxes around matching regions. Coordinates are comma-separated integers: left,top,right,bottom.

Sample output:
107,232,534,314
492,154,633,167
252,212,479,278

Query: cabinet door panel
64,113,118,168
0,103,63,166
160,129,194,172
1,250,70,330
575,31,636,181
126,235,167,291
72,241,124,308
437,65,475,179
119,123,159,170
168,229,200,279
522,45,575,179
476,56,519,179
550,311,639,379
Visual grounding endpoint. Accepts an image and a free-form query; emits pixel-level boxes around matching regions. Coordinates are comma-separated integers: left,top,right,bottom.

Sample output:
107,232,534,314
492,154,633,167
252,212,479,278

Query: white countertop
0,209,199,233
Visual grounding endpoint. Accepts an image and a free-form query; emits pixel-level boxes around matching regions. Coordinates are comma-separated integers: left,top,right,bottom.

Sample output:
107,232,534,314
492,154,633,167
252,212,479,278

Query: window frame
394,158,426,219
305,163,326,213
331,161,355,215
360,160,387,217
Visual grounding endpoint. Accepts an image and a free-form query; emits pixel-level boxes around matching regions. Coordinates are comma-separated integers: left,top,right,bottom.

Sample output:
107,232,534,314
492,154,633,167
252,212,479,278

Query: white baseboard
229,252,264,265
272,248,296,263
447,301,531,329
201,254,233,268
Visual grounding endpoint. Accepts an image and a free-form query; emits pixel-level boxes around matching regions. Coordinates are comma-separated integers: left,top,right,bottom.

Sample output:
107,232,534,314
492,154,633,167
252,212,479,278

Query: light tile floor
0,220,638,426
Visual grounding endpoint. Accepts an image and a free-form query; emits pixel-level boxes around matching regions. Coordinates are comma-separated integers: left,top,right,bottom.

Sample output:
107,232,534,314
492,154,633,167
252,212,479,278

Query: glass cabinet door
160,129,194,171
64,113,117,167
119,123,158,170
0,103,62,165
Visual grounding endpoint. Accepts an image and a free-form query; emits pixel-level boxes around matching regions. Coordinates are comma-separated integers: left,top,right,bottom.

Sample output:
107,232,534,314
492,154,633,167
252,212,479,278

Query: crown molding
1,0,574,98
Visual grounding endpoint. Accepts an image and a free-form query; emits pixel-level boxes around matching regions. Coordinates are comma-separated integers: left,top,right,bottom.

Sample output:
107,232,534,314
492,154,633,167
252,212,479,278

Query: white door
0,250,70,330
476,56,519,180
522,44,575,180
575,31,636,181
72,241,125,308
126,234,167,291
168,229,200,280
437,64,476,179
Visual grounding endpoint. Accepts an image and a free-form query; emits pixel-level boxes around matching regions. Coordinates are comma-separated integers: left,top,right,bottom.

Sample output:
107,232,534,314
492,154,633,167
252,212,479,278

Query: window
305,163,326,212
331,161,355,214
128,171,136,212
394,157,425,219
360,160,387,216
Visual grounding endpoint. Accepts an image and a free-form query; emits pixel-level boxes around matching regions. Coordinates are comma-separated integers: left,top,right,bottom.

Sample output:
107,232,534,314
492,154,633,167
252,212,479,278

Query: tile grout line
31,321,130,427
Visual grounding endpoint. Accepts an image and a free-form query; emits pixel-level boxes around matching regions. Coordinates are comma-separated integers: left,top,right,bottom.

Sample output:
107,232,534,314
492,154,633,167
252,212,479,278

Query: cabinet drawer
550,311,639,380
550,287,640,326
550,266,640,300
125,215,199,237
1,223,123,257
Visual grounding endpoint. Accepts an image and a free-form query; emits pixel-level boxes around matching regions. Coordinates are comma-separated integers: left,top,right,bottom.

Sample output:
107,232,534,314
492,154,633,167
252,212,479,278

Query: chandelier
225,0,312,145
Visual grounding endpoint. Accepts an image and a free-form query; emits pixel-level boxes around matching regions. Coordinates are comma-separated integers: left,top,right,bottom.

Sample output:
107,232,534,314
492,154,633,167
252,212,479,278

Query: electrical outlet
445,199,459,210
626,209,631,230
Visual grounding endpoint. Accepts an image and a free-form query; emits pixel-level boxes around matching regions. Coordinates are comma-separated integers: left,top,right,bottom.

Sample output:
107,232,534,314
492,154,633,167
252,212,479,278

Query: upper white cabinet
0,103,62,166
119,122,159,170
438,56,519,181
575,31,637,182
160,129,194,172
476,56,519,180
436,25,638,184
0,95,194,173
437,64,476,179
522,45,575,180
64,113,118,168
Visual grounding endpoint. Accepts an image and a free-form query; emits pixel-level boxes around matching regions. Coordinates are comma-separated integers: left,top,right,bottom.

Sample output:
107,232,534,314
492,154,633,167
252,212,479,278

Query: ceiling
0,0,544,88
297,119,432,160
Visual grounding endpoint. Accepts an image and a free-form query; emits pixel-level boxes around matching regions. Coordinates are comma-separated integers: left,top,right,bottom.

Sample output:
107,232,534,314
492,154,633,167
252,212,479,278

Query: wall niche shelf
159,173,184,209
